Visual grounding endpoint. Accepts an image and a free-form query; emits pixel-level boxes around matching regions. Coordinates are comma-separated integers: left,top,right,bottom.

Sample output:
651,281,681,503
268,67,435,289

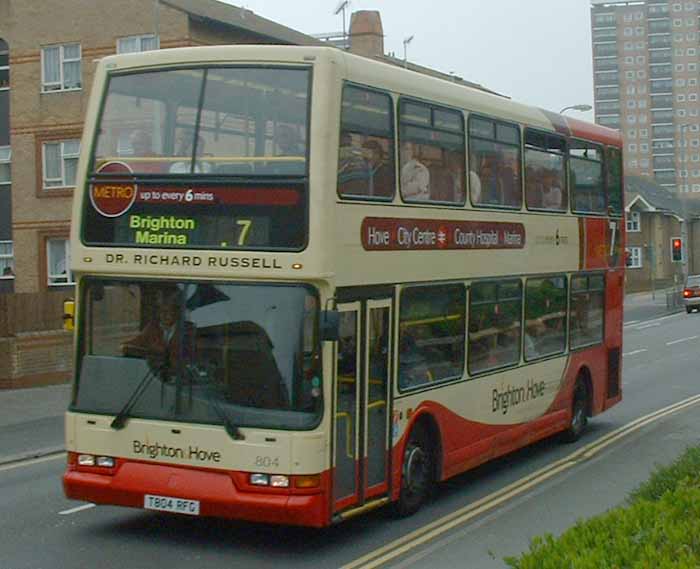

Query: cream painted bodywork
65,411,328,474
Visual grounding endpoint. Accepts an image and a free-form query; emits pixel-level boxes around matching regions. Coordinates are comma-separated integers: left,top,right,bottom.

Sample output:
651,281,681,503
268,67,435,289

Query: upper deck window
399,100,465,205
337,85,395,200
570,140,605,214
469,116,521,209
93,67,310,177
524,129,567,212
606,146,623,216
85,67,311,251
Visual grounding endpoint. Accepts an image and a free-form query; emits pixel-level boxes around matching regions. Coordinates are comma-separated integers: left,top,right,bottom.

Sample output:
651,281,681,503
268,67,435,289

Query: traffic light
671,238,683,262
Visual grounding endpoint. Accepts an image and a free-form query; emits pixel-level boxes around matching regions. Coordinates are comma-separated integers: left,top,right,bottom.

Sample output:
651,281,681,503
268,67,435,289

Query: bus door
333,299,392,513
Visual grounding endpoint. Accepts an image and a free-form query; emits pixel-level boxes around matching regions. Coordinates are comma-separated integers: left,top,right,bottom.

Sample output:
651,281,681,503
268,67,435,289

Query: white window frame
626,211,641,232
42,140,80,189
116,34,160,54
46,238,74,286
41,43,81,93
0,240,13,279
0,146,10,185
626,246,642,269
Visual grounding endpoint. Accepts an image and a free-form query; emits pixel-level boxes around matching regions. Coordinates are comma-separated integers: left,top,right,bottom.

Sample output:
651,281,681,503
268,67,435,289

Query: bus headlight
270,475,290,488
250,473,270,486
78,454,95,466
96,456,115,468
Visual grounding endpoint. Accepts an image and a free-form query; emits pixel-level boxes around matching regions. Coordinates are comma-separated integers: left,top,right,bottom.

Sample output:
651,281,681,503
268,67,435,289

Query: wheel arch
574,365,593,417
407,410,444,482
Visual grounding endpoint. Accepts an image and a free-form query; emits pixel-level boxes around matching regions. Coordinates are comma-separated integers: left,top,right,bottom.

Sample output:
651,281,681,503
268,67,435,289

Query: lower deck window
469,280,522,374
398,284,465,389
570,274,605,349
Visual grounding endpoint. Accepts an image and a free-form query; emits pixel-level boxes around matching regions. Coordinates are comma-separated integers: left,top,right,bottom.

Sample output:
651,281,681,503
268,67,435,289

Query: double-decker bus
63,45,624,527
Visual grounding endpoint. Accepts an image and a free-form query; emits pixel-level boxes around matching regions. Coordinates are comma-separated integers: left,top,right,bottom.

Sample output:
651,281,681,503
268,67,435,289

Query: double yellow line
342,393,700,569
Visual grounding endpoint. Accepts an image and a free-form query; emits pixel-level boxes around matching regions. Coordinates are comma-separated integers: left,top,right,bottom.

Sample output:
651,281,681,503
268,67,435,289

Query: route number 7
236,219,252,245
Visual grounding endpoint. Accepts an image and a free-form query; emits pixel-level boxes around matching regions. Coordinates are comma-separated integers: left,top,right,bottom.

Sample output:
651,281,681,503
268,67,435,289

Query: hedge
504,446,700,568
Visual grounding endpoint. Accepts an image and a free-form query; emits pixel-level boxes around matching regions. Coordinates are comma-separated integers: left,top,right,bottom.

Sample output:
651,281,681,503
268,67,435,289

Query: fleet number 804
254,456,280,468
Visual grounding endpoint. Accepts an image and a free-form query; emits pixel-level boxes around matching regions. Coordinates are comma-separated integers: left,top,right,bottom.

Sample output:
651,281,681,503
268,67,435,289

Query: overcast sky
222,0,596,121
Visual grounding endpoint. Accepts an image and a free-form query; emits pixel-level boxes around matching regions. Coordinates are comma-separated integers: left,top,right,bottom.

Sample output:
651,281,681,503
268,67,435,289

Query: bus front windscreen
73,279,322,430
84,66,310,250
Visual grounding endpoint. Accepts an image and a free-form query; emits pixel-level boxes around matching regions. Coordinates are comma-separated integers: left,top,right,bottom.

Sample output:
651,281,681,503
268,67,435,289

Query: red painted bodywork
63,456,332,527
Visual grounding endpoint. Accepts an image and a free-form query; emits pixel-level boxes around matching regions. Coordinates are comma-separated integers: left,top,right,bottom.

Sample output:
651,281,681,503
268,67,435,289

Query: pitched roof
625,175,688,218
161,0,323,46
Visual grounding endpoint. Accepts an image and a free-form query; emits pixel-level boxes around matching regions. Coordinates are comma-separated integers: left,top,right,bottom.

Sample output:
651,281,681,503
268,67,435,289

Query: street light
559,104,593,114
403,35,414,69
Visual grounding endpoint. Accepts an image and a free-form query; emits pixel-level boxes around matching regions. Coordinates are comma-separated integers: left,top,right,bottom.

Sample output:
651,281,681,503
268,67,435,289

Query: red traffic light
673,239,682,249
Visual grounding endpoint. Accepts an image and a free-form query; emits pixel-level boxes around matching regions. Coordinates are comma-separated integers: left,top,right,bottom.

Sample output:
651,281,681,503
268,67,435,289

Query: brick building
624,174,700,291
0,0,320,295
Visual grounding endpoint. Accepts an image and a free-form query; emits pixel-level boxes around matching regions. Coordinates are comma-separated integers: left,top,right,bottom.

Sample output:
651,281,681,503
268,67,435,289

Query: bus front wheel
394,425,433,517
561,380,589,443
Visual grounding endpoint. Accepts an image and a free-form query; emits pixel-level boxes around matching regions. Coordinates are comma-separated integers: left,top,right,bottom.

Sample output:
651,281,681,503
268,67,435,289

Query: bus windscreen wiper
183,365,243,440
111,363,166,430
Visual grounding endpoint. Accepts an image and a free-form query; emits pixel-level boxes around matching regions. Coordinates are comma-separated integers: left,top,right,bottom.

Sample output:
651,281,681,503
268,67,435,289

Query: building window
41,44,81,92
640,143,649,152
626,246,642,268
0,241,13,278
0,146,9,185
46,238,73,286
626,211,641,232
640,129,648,138
42,140,80,189
116,35,159,54
628,143,638,153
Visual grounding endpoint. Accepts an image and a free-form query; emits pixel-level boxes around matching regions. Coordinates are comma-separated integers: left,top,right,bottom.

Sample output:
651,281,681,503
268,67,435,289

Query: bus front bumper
63,457,330,527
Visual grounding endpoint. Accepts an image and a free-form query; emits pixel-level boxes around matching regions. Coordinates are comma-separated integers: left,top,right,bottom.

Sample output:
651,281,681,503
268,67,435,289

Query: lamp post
403,35,414,69
559,104,593,115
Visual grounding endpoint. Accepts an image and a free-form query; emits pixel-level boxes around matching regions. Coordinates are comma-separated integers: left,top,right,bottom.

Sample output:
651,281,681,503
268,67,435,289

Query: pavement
0,383,70,465
0,289,685,466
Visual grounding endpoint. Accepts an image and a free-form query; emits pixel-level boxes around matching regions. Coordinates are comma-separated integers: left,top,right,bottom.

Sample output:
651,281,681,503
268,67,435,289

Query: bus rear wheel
561,381,589,443
393,425,433,517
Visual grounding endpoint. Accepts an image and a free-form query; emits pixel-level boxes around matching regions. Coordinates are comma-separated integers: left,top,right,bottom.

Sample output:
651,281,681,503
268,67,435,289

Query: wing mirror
320,309,340,342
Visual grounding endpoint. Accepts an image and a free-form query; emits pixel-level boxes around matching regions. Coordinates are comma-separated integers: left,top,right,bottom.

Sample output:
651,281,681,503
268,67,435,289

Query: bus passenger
430,149,464,203
469,169,482,204
275,125,304,156
338,133,370,195
541,170,563,209
170,136,212,174
129,129,155,157
363,139,393,198
400,141,430,201
478,155,503,205
500,152,521,207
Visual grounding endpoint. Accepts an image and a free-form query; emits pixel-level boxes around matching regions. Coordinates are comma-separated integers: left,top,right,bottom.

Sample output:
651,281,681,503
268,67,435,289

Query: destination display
84,177,305,251
361,217,526,251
